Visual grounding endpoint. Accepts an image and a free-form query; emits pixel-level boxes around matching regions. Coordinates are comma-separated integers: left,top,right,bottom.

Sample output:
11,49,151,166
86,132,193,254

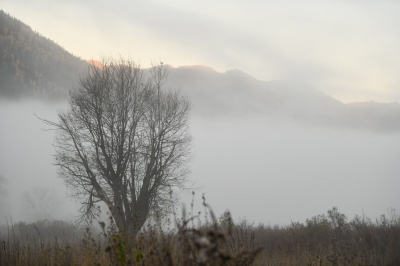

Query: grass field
1,205,399,266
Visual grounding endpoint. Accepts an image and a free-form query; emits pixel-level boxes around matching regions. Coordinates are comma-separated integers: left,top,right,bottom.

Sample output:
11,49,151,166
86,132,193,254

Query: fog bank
0,99,399,225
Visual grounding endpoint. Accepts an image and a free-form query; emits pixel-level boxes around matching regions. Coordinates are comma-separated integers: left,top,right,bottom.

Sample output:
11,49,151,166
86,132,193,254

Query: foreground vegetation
1,204,399,266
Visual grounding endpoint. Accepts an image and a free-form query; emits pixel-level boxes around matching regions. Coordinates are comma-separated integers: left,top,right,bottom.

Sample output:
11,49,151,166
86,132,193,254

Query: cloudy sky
3,0,400,103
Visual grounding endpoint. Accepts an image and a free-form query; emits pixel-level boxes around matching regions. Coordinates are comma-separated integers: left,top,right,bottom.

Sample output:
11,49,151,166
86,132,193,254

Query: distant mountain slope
165,67,344,118
1,10,398,132
0,10,88,99
164,66,400,132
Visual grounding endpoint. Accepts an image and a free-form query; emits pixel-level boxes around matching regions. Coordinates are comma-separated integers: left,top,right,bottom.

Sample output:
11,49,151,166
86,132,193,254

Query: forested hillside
0,10,87,99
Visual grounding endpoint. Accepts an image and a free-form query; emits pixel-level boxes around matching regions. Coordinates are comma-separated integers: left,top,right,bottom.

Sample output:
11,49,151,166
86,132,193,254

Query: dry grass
1,205,399,265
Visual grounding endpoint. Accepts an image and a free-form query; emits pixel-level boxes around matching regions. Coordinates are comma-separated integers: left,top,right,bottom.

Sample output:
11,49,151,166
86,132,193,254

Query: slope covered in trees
0,10,88,99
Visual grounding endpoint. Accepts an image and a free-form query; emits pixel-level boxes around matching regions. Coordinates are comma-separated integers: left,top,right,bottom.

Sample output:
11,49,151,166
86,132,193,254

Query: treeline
246,207,400,265
0,10,88,99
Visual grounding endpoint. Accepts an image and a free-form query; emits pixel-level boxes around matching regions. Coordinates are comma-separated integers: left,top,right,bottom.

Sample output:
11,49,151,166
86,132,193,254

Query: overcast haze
1,99,399,224
3,0,400,103
0,1,399,226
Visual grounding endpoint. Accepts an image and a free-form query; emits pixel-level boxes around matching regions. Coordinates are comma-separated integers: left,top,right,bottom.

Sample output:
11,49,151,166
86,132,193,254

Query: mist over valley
1,66,399,224
0,5,399,264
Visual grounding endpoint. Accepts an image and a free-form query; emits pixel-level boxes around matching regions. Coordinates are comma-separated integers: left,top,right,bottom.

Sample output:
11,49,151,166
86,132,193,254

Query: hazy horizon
1,97,399,226
1,3,399,265
1,1,400,228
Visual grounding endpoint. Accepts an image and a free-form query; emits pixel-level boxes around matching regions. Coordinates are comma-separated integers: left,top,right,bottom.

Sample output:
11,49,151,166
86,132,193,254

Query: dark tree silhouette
40,58,192,234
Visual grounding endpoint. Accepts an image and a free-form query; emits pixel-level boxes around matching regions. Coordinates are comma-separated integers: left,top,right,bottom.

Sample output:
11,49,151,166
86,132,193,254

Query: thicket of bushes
0,205,399,265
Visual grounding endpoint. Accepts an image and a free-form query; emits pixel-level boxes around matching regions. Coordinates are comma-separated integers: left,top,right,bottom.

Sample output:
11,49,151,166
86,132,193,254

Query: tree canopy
41,58,192,234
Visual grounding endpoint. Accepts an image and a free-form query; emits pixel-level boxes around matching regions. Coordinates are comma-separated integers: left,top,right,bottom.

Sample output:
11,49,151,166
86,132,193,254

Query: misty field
1,1,400,265
1,204,399,266
1,99,400,265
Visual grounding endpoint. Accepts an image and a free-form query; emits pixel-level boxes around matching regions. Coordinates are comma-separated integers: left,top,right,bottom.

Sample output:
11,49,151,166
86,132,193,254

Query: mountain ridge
1,10,399,132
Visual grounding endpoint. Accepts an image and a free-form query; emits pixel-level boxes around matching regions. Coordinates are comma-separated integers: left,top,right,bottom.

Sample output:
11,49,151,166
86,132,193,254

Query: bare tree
40,58,192,234
0,175,7,196
22,187,64,222
0,175,8,219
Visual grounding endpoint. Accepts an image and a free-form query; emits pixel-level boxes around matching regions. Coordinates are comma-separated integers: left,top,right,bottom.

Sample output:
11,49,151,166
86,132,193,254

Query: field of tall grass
1,201,399,266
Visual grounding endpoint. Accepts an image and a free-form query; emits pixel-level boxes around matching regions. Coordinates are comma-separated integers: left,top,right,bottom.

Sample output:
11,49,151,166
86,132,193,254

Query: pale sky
2,0,400,103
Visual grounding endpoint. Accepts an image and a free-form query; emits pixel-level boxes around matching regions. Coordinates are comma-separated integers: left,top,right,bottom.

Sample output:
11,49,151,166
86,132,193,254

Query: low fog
1,95,399,226
0,99,79,223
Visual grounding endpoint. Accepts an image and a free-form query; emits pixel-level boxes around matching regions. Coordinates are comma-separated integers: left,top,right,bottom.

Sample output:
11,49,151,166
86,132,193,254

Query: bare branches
41,58,192,234
22,187,64,222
